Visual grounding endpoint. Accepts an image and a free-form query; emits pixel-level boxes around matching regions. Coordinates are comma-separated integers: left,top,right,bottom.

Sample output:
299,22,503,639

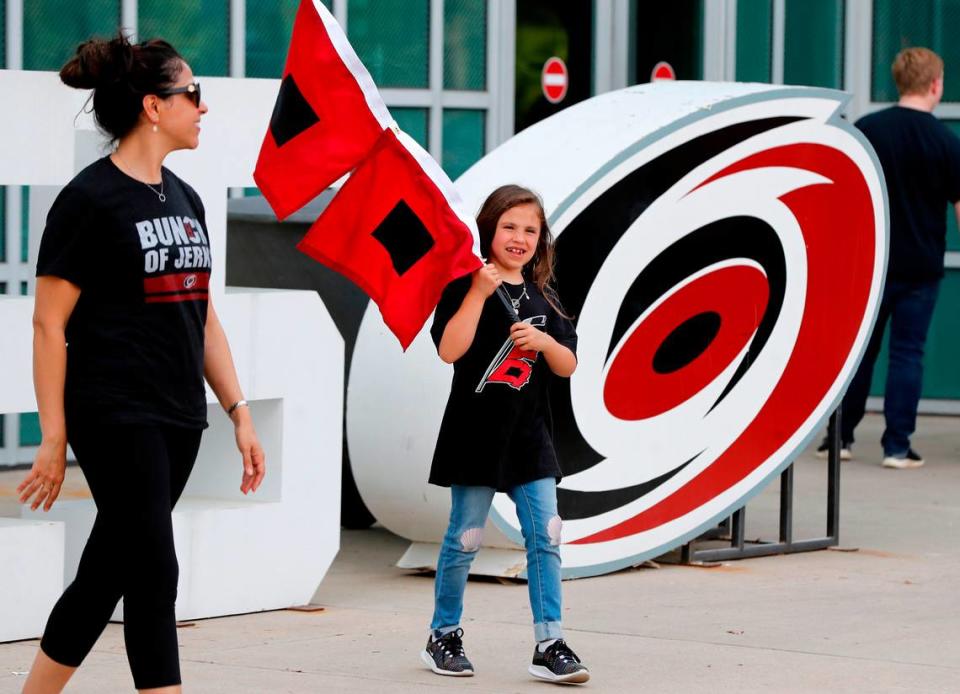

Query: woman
17,33,265,694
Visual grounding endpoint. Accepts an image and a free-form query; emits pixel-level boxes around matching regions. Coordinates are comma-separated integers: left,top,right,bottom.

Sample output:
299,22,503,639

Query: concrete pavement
1,413,958,693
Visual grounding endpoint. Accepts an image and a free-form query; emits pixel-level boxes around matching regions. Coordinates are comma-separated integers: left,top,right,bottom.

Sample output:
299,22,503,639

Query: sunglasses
156,82,202,108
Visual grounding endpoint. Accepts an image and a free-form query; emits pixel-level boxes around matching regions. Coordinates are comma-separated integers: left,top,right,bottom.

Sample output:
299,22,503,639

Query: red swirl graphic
604,264,770,420
573,143,876,544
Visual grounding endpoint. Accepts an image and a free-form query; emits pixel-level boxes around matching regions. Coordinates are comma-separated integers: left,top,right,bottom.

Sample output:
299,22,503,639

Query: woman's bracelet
227,399,249,416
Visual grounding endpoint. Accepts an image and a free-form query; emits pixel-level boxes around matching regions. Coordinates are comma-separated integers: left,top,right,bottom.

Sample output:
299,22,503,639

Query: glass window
736,0,773,83
870,270,960,399
872,0,960,102
515,1,593,134
444,0,486,90
945,122,960,251
139,1,230,76
19,412,42,447
23,1,120,71
442,109,484,181
630,0,703,84
0,188,6,263
0,282,6,293
246,1,325,78
20,281,28,295
348,0,429,88
393,108,429,150
783,0,844,89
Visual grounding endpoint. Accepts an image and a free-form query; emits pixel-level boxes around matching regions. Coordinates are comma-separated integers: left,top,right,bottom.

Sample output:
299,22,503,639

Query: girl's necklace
113,153,166,202
502,280,529,309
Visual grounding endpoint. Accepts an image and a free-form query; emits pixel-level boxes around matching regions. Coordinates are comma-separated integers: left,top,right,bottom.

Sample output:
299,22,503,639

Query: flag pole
495,285,522,324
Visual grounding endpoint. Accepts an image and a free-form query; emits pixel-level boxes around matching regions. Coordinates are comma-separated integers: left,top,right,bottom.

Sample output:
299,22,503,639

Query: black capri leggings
40,418,201,690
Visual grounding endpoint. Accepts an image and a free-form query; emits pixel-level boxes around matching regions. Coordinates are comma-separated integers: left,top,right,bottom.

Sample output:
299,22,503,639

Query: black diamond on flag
372,200,435,276
270,75,320,147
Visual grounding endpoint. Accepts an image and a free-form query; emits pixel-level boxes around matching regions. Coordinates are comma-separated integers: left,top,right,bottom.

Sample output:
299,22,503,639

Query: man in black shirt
825,47,960,468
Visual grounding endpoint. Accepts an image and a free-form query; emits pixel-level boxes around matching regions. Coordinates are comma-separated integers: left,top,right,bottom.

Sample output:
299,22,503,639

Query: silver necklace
113,153,166,202
502,281,529,309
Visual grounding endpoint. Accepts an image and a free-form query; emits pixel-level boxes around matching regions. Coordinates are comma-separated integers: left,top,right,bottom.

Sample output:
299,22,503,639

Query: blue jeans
841,279,940,457
431,477,563,642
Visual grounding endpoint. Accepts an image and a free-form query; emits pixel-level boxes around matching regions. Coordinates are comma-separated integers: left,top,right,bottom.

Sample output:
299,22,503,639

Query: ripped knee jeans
431,477,563,642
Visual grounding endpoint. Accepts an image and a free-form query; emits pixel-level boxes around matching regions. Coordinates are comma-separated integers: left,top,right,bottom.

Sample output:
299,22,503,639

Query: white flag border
395,130,484,262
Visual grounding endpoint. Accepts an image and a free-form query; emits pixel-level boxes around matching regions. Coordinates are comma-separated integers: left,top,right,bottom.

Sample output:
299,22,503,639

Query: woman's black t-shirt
36,157,211,429
429,276,577,491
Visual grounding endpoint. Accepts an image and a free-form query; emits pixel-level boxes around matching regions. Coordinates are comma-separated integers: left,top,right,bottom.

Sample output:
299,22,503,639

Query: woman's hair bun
60,33,135,90
58,31,183,142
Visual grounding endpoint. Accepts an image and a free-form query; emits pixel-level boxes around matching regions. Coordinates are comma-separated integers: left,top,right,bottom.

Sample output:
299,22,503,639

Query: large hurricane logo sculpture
347,85,887,578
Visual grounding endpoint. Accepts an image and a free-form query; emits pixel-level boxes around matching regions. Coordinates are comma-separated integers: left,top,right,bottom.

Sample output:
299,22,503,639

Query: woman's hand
470,263,501,298
17,437,67,511
232,408,265,494
510,322,552,352
204,301,265,494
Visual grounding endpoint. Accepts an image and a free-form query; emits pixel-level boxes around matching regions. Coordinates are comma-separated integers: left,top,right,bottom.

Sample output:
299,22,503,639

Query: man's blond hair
892,47,944,96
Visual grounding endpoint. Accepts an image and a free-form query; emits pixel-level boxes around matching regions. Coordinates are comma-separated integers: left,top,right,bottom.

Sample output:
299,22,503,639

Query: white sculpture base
19,291,343,623
397,541,529,580
0,518,64,642
0,73,346,640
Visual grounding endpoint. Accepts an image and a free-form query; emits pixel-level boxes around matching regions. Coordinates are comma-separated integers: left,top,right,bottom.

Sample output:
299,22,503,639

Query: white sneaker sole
882,457,924,469
529,663,590,684
420,649,474,677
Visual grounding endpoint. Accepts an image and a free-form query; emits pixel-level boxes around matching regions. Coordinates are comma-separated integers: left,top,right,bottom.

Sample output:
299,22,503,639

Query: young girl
421,185,589,684
18,34,264,694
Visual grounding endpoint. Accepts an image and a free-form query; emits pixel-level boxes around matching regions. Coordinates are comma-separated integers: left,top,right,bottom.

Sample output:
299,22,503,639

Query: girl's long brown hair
476,184,569,318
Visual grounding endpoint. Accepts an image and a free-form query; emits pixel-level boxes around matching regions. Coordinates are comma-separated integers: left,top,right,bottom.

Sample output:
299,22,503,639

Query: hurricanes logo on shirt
476,315,547,392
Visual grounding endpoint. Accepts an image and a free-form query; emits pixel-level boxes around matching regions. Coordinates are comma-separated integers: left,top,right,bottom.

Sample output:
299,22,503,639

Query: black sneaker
421,628,474,677
529,639,590,684
815,438,852,461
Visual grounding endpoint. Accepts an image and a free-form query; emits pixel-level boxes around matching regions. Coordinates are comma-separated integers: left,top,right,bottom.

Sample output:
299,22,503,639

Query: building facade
2,0,959,465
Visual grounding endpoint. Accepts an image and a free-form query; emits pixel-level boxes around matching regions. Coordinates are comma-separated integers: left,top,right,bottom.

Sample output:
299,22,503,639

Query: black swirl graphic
551,116,806,521
606,216,786,410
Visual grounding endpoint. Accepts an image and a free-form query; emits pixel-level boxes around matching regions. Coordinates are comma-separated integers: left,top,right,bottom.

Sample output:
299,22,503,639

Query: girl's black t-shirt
429,276,577,491
36,157,211,429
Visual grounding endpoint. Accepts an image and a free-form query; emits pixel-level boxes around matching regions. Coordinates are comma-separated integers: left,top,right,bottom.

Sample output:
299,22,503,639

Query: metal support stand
680,408,842,563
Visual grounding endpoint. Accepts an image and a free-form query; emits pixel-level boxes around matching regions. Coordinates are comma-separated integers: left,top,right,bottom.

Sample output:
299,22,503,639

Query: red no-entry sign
651,61,676,82
542,57,569,104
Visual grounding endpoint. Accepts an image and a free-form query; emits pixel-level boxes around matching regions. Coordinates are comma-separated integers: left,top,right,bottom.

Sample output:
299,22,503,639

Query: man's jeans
431,477,563,642
841,278,940,457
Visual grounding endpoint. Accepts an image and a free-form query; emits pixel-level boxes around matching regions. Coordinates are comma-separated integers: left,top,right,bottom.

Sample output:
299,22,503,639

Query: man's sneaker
815,438,852,461
421,628,474,677
882,448,924,469
529,639,590,684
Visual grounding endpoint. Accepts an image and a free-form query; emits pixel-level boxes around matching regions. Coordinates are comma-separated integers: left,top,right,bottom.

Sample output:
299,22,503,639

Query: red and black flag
255,0,483,348
297,128,483,350
253,0,392,220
